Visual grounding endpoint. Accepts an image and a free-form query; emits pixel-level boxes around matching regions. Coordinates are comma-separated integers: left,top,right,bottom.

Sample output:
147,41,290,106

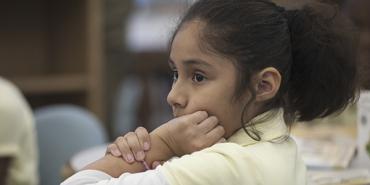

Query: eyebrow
168,58,213,69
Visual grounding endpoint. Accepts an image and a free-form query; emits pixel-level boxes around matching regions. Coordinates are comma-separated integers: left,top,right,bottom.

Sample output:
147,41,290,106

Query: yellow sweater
159,109,306,185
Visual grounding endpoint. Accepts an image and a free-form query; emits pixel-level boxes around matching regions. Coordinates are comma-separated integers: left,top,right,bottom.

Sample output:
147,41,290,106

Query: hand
107,127,165,169
107,111,225,167
106,127,150,163
152,111,225,156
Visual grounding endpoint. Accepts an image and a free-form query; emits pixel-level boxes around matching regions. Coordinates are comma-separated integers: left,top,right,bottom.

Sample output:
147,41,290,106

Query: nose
167,82,187,109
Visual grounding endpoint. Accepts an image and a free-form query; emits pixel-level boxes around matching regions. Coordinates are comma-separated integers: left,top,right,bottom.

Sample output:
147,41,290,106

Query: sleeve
61,169,171,185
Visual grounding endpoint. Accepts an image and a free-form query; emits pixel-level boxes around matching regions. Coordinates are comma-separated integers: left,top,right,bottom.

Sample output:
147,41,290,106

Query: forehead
171,21,206,59
170,21,233,68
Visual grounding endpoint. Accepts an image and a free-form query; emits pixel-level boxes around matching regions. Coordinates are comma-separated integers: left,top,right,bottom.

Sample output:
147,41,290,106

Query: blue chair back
35,105,107,185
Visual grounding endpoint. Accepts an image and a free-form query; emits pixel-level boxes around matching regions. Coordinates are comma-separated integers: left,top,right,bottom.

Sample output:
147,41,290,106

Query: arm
0,157,11,185
84,111,225,177
83,131,173,177
62,166,170,185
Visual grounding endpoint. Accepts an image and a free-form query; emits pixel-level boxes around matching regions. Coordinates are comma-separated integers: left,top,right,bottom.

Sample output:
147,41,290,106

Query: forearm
83,132,174,177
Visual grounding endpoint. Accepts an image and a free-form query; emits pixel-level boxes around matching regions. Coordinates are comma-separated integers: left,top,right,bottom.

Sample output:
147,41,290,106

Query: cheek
185,95,216,115
187,92,243,134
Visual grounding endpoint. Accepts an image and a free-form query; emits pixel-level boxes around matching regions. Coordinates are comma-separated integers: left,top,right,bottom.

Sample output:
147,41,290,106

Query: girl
62,0,358,184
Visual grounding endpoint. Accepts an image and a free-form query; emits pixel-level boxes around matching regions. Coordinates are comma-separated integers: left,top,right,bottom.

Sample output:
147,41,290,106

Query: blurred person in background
0,77,38,185
346,0,370,90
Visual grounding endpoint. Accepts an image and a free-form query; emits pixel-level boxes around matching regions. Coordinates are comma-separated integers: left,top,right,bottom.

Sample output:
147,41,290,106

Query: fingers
111,127,150,164
135,127,150,151
180,111,208,125
125,132,145,161
205,125,225,145
197,116,218,133
115,136,135,163
106,143,121,156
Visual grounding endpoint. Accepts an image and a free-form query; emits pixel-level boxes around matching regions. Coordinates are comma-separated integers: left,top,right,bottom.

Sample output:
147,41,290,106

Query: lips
172,109,194,118
172,109,180,118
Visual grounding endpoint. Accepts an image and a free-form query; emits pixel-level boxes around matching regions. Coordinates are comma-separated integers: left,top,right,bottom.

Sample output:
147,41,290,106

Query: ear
254,67,281,102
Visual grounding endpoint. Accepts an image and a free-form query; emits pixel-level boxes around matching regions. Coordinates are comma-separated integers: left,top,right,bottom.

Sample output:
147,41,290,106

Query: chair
35,104,108,185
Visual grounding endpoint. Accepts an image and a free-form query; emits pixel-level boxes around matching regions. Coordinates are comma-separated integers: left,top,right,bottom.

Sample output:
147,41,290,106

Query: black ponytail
283,2,358,121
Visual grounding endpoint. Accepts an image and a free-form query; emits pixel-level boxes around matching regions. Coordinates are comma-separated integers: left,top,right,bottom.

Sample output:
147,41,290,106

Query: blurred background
0,0,369,185
0,0,195,138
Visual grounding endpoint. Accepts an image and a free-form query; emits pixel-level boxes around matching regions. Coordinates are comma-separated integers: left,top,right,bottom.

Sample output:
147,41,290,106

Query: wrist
149,130,175,159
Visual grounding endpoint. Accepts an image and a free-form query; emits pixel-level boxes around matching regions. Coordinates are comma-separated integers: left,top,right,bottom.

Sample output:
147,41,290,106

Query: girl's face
167,21,249,137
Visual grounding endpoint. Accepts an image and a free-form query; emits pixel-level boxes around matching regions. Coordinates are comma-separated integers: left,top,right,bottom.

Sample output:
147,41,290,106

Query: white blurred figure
0,77,38,185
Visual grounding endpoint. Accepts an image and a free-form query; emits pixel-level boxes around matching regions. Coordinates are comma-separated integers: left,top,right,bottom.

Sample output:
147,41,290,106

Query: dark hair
170,0,358,140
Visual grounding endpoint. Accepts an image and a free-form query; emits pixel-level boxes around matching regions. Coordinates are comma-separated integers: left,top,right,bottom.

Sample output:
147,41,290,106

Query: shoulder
0,78,27,112
160,139,306,185
159,143,263,185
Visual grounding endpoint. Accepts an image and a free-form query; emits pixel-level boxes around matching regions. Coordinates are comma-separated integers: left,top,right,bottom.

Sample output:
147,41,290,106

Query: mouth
172,108,182,118
172,109,190,118
173,110,209,119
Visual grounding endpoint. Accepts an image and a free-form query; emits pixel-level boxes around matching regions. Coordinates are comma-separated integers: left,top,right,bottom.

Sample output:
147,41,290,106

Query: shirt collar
227,109,288,146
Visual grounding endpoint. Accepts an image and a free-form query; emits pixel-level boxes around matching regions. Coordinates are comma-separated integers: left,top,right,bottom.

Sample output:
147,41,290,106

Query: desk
61,144,108,179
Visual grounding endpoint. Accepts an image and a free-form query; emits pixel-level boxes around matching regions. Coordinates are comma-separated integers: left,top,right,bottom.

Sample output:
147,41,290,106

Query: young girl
62,0,357,184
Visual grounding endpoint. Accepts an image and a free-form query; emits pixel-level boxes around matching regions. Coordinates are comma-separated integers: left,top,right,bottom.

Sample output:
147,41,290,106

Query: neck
225,102,266,138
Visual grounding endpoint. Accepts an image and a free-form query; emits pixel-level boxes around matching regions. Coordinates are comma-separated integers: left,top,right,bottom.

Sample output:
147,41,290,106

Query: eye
172,71,179,81
192,73,206,83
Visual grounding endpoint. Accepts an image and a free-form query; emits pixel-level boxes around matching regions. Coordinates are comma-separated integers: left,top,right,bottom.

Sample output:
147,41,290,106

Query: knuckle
125,132,136,138
135,127,146,133
116,142,126,148
115,136,125,143
137,129,149,139
120,143,130,153
127,139,140,150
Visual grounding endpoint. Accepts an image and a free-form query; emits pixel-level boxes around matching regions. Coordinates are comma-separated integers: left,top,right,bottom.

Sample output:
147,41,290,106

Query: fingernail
143,142,150,150
137,151,145,160
126,154,134,162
